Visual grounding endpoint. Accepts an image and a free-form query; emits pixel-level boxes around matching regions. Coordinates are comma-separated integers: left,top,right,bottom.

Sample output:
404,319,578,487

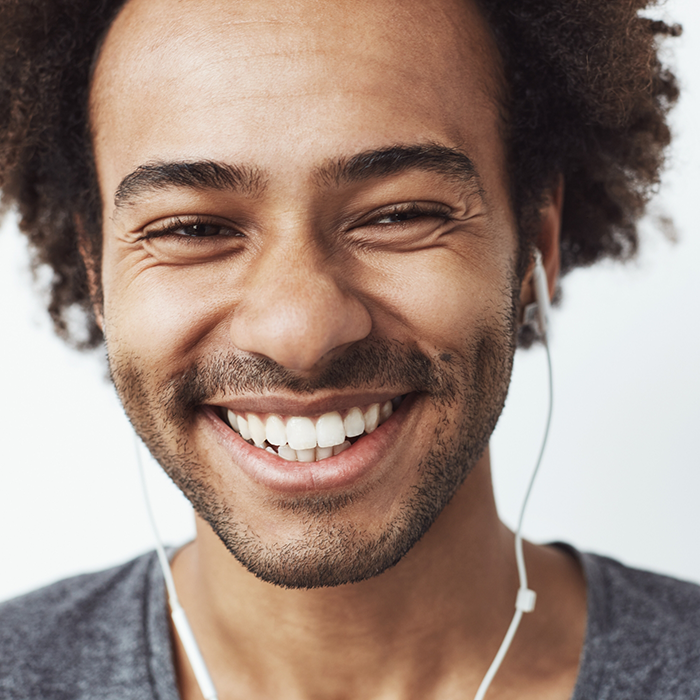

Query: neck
170,447,556,699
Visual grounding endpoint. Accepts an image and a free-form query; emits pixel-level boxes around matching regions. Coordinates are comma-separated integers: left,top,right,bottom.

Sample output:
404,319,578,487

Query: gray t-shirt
1,547,699,699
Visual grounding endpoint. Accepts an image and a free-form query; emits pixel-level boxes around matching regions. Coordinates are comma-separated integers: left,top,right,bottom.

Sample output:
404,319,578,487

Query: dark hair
0,0,680,348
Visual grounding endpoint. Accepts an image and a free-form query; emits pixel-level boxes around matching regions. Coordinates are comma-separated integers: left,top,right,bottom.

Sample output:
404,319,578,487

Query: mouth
216,395,407,463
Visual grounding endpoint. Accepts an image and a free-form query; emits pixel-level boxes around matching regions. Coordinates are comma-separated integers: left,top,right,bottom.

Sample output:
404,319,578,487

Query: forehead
90,0,504,197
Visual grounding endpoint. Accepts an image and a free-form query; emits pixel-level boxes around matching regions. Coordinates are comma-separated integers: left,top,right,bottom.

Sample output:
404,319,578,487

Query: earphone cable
135,438,220,700
473,338,553,700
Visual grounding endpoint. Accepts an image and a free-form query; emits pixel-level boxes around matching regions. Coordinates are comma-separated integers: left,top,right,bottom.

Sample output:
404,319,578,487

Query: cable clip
515,588,537,613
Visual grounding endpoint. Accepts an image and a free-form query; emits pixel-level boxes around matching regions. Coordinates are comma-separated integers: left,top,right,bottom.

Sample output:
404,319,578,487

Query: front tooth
237,415,251,440
364,404,380,433
344,407,365,437
278,445,297,461
296,448,316,462
247,414,267,446
316,411,345,448
265,415,286,446
333,440,351,455
227,410,239,432
379,400,393,424
286,417,317,450
316,446,334,460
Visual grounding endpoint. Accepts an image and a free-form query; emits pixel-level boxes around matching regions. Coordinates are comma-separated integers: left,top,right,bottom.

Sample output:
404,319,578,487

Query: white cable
473,338,553,700
135,438,220,700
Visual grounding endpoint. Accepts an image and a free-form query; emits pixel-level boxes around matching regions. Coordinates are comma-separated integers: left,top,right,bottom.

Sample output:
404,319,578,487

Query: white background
1,0,699,603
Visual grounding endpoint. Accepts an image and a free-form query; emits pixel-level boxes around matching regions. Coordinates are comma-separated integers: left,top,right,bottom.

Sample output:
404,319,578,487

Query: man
1,0,698,698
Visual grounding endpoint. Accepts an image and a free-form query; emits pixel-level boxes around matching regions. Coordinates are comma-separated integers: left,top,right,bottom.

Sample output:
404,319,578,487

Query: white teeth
286,416,317,450
227,410,239,432
379,400,393,424
364,403,380,434
278,444,297,461
316,411,346,448
237,415,251,440
247,413,267,446
343,407,365,438
265,415,286,446
333,440,351,455
226,395,403,460
315,445,334,460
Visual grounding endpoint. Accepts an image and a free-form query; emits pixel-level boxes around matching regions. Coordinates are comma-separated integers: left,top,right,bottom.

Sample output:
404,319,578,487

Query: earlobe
75,215,105,331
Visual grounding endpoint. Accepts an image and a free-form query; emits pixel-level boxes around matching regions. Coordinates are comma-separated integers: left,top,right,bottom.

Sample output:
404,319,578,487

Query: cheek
362,247,515,347
101,251,238,366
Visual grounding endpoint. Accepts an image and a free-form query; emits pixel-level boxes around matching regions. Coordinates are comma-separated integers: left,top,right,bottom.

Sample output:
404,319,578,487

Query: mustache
162,338,461,421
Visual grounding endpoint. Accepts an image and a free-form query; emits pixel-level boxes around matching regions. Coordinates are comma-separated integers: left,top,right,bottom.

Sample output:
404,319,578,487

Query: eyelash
366,202,452,226
141,216,243,241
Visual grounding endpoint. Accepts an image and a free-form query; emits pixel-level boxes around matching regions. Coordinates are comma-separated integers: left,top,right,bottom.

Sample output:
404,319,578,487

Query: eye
374,211,419,224
368,202,452,227
138,215,247,264
142,216,244,241
173,222,225,237
345,201,457,251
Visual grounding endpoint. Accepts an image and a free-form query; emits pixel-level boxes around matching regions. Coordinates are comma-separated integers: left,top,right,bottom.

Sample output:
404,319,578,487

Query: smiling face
91,0,521,588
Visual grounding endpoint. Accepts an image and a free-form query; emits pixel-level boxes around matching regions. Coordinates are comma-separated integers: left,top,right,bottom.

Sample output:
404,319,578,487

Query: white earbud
532,249,550,340
522,248,551,342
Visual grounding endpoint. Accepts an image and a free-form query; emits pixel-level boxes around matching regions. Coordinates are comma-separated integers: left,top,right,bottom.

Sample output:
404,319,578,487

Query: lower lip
200,395,417,493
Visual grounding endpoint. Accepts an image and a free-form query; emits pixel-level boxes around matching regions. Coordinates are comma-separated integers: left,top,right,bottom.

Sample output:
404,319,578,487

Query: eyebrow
314,143,481,190
114,161,267,210
113,144,481,211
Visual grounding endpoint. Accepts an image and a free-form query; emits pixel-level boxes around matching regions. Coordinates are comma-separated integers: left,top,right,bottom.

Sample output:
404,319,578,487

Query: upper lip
205,390,410,417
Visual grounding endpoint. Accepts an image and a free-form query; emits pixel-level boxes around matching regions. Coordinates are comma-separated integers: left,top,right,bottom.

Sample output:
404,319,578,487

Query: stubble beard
108,293,518,590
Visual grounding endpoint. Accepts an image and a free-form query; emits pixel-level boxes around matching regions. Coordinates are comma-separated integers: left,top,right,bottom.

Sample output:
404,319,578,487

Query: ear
75,216,105,331
520,177,563,310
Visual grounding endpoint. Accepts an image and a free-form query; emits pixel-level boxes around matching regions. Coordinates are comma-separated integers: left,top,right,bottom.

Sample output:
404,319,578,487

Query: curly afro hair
0,0,681,348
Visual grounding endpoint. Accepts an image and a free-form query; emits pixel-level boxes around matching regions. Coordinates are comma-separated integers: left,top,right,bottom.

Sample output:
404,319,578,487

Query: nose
229,245,372,372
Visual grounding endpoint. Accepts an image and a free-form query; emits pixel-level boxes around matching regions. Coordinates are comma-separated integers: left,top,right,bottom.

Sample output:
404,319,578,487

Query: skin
89,0,584,698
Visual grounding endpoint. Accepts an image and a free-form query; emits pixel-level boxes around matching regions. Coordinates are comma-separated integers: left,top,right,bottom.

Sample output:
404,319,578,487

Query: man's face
91,0,520,588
